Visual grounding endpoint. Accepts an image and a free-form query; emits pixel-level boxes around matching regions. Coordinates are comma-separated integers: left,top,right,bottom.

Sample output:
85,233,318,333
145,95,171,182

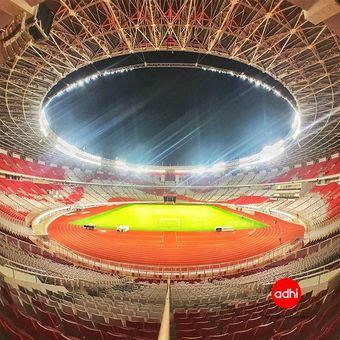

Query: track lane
48,204,304,266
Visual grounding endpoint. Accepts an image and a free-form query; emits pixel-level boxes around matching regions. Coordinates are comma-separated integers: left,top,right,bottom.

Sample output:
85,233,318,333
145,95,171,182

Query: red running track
48,204,305,266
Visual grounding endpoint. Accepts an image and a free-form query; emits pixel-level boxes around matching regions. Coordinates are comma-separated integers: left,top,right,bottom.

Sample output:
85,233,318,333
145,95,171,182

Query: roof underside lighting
41,62,297,173
239,140,285,168
55,138,102,166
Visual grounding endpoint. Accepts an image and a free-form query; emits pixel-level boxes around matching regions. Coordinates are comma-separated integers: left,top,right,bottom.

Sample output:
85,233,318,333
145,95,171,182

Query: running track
48,204,305,266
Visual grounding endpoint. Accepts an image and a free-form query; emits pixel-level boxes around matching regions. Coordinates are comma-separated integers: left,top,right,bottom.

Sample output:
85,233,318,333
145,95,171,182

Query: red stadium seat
79,324,104,340
272,326,299,340
201,326,219,337
233,328,257,339
224,321,244,333
34,321,64,340
104,332,128,340
245,316,262,329
208,334,233,339
60,318,82,338
253,322,276,339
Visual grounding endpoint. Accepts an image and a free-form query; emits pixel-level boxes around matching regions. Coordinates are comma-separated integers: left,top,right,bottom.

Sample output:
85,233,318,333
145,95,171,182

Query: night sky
46,52,293,166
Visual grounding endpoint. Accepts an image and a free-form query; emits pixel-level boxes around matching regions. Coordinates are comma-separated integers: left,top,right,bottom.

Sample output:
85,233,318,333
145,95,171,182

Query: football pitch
71,204,266,232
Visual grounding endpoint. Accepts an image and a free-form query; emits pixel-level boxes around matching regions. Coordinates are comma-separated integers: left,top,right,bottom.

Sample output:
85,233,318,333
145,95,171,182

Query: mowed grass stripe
71,204,266,232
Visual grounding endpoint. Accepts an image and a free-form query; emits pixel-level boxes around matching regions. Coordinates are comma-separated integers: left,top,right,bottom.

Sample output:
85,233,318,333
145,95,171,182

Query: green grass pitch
71,204,266,232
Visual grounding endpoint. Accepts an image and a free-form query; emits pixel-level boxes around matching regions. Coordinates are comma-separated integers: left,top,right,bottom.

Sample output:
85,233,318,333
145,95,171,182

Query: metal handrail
1,219,339,280
0,227,339,287
158,279,170,340
264,257,340,286
49,231,339,278
48,224,302,275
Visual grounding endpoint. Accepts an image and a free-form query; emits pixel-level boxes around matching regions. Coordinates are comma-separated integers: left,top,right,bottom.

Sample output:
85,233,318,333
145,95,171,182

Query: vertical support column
158,278,171,340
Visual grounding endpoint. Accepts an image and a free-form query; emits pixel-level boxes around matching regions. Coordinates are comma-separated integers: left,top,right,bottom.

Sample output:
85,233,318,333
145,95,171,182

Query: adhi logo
271,278,302,309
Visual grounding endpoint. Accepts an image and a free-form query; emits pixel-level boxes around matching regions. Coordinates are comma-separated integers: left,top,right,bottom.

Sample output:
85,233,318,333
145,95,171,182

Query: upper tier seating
272,157,340,182
258,183,339,241
0,153,65,180
1,150,338,188
57,187,85,205
0,205,28,222
0,179,85,208
310,183,340,220
221,196,272,205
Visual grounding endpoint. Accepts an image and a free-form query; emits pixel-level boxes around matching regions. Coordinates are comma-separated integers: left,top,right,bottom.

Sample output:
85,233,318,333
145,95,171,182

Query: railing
0,254,77,287
262,257,340,293
1,212,339,281
0,213,32,237
31,201,116,226
0,229,42,255
0,232,124,288
47,228,305,279
232,205,297,222
229,204,340,243
291,258,340,282
304,221,339,242
6,219,300,279
33,203,303,279
0,227,339,290
158,279,170,340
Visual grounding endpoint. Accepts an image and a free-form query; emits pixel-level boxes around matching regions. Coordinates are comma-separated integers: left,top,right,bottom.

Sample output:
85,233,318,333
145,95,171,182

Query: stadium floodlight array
174,162,227,174
40,62,300,173
50,66,136,99
39,109,49,138
55,137,102,166
239,140,285,168
292,112,302,140
200,65,301,142
114,159,166,173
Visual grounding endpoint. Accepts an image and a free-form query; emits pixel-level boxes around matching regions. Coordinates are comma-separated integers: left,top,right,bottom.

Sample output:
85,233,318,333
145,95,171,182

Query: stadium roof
0,0,339,168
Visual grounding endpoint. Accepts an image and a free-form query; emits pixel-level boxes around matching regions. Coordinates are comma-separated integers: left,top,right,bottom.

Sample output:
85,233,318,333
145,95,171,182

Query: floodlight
136,166,146,173
239,140,285,168
212,162,226,171
174,169,189,174
55,137,101,166
115,159,127,167
258,140,285,162
193,167,207,174
292,110,301,139
39,109,49,137
40,123,48,137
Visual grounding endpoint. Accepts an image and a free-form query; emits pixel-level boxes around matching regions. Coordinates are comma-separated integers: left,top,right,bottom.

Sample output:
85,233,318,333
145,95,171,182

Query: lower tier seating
173,287,339,339
0,275,162,340
0,274,338,340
